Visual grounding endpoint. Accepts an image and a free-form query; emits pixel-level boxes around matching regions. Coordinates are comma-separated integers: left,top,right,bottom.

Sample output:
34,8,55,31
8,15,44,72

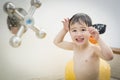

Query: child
7,8,27,34
7,16,20,34
54,13,113,80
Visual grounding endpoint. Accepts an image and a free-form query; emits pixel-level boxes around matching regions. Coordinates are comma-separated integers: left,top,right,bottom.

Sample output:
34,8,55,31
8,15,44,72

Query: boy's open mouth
75,37,84,43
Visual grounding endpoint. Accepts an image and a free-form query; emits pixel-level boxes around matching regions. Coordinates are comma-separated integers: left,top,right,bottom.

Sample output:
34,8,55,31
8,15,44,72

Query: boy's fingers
64,18,69,22
61,21,64,24
64,18,66,21
88,27,98,34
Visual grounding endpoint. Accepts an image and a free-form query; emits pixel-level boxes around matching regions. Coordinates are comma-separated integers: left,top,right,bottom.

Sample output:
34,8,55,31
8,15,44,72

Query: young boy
54,13,113,80
7,8,27,34
7,16,20,34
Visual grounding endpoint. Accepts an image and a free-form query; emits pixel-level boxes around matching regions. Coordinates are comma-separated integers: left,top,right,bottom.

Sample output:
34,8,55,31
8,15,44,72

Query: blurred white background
0,0,120,80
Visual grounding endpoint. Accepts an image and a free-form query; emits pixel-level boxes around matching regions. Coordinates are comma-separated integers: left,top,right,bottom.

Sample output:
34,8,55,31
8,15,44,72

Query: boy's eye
72,30,77,32
81,29,86,31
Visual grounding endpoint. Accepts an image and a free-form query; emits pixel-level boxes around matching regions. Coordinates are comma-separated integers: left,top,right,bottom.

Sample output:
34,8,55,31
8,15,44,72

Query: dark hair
7,8,27,30
7,16,20,30
69,13,92,28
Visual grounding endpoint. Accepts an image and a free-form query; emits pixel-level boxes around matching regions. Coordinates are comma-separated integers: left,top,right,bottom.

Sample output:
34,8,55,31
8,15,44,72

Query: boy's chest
73,51,99,79
73,49,99,66
73,47,99,80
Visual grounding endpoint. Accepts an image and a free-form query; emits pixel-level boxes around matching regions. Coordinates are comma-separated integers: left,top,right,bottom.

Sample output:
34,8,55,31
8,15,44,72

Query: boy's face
69,22,90,46
11,27,19,34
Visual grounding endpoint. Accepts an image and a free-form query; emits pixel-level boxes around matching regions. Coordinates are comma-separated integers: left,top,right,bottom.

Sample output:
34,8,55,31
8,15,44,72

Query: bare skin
10,27,19,34
10,26,26,34
54,18,113,80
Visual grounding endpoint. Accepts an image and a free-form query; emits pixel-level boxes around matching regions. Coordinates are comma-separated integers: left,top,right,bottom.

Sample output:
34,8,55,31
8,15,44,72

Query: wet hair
7,15,20,30
69,13,92,28
7,8,27,30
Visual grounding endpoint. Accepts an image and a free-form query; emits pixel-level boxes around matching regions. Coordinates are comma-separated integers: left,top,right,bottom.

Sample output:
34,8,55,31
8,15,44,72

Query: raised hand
88,27,100,41
61,18,69,31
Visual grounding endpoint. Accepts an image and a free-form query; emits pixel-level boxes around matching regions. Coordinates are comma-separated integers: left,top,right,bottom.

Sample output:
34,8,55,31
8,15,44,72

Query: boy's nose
77,31,84,34
76,32,84,36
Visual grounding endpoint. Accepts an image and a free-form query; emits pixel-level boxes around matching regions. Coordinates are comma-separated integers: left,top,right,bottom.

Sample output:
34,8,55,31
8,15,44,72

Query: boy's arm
54,28,73,50
54,18,73,50
88,27,113,60
96,38,113,60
